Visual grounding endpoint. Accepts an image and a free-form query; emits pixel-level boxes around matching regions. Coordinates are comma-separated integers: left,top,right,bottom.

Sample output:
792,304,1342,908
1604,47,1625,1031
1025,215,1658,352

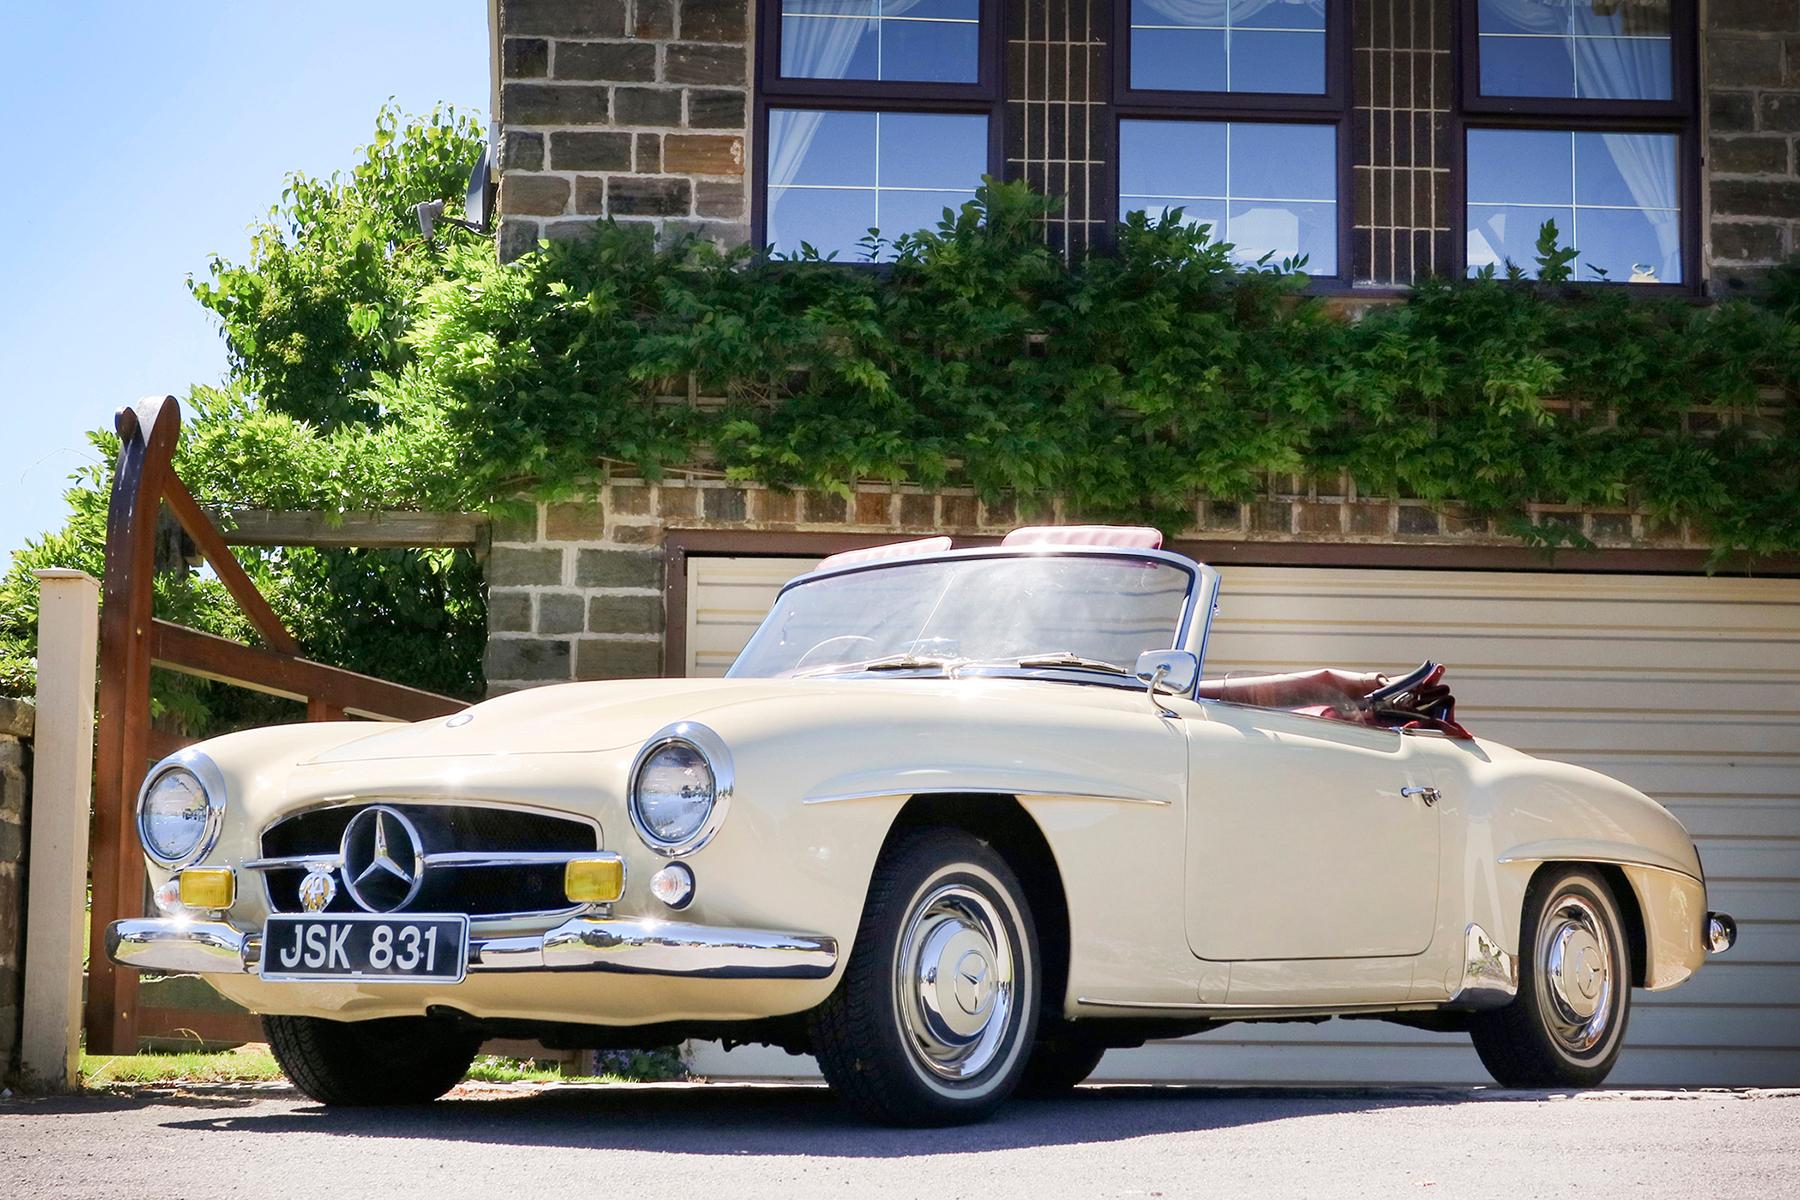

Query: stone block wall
1708,1,1800,284
0,698,33,1085
495,0,752,260
483,473,1709,693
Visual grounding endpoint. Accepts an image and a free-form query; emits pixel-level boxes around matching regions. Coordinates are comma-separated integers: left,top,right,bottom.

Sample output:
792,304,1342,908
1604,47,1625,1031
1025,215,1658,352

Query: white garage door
685,556,1800,1086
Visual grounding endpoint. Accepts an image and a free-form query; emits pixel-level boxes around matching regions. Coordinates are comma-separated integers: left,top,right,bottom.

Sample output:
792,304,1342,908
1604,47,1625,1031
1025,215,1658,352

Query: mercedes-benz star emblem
339,805,425,913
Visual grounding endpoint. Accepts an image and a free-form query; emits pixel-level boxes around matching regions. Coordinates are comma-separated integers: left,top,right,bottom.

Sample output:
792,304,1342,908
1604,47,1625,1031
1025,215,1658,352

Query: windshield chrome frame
737,545,1220,694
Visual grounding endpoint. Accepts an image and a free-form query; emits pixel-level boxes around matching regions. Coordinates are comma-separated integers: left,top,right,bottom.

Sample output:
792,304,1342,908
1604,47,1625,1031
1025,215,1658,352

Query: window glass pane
1119,119,1338,273
879,19,980,83
1466,128,1572,206
1229,122,1335,202
1467,203,1574,275
1130,26,1228,92
1465,128,1680,283
877,112,988,189
1475,0,1671,101
1479,35,1575,98
1130,0,1326,94
769,109,877,187
1119,120,1228,198
766,108,987,259
779,0,979,82
766,187,879,257
1230,30,1326,92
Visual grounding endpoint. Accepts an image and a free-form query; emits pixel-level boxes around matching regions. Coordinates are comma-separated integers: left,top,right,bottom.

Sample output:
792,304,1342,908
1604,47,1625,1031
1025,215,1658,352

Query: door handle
1401,786,1440,806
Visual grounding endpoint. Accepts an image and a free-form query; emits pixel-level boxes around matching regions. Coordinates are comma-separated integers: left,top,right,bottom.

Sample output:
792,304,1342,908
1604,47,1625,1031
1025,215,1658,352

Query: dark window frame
752,0,1007,256
1107,0,1353,285
1450,0,1700,293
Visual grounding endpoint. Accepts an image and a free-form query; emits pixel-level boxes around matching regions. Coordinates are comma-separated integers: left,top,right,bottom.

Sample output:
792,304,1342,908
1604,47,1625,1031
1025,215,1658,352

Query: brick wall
0,698,33,1085
495,0,752,260
1708,1,1800,285
482,473,1710,693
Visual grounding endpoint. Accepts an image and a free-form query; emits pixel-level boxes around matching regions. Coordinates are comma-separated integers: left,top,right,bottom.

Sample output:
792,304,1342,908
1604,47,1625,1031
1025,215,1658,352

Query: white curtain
1478,0,1670,98
1479,1,1676,277
769,0,930,194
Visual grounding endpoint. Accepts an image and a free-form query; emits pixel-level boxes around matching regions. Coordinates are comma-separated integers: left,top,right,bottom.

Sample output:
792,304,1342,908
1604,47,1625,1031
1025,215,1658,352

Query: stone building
477,1,1800,1086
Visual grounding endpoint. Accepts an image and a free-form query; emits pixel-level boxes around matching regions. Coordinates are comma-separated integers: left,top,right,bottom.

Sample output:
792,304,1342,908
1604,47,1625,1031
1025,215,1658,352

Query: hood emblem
339,806,425,913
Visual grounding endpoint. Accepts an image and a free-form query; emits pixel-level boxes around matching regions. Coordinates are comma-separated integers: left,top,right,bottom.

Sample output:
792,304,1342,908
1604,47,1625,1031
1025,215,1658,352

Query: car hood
301,678,834,764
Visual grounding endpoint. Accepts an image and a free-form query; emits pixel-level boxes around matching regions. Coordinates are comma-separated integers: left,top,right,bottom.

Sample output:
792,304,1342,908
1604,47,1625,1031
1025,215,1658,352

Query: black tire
1017,1027,1108,1097
809,828,1040,1126
1470,866,1632,1088
265,1014,481,1105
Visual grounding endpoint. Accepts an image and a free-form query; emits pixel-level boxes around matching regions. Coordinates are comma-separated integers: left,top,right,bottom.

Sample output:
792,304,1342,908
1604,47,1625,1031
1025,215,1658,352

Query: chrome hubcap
897,883,1015,1080
1536,893,1615,1054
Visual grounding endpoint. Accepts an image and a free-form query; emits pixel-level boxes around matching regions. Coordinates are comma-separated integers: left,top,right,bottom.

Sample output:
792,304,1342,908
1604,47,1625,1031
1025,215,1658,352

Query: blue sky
0,3,489,561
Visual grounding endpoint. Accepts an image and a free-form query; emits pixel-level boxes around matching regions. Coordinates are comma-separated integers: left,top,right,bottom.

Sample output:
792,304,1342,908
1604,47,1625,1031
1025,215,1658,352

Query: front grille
261,802,599,918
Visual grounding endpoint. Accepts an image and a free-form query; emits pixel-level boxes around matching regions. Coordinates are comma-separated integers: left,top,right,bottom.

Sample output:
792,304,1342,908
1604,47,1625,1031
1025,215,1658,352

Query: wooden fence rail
85,395,471,1054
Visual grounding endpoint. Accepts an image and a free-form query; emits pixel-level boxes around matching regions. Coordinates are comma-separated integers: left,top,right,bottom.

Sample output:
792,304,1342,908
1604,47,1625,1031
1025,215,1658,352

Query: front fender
1454,741,1705,992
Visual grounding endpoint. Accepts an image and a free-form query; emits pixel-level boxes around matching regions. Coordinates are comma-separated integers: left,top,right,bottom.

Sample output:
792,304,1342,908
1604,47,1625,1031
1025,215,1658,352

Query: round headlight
629,724,732,855
136,762,223,868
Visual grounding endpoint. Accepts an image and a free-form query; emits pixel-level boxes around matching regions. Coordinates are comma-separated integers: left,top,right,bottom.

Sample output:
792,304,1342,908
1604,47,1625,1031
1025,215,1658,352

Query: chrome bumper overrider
1706,911,1737,955
106,916,839,981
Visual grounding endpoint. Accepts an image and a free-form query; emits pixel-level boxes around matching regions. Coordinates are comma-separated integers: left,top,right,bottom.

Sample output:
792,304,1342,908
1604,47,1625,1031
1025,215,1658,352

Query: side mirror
1135,650,1199,696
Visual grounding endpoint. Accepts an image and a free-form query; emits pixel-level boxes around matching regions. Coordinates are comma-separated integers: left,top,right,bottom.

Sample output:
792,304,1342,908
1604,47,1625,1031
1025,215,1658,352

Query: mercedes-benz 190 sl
108,525,1738,1124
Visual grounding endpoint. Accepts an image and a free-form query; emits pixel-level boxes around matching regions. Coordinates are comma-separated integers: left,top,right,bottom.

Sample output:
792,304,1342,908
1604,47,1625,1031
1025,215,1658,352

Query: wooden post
20,570,100,1090
87,397,178,1055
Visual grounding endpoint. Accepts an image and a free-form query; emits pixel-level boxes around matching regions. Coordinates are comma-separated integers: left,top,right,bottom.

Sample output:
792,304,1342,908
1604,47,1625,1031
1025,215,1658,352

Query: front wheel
1470,866,1632,1088
265,1014,481,1105
809,829,1040,1125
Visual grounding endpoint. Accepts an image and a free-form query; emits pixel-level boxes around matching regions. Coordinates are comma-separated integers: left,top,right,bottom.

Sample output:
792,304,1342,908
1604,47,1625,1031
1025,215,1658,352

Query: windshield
728,553,1194,679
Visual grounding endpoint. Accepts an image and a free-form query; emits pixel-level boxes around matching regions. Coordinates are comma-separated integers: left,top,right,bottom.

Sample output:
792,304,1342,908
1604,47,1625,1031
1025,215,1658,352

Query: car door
1183,701,1441,963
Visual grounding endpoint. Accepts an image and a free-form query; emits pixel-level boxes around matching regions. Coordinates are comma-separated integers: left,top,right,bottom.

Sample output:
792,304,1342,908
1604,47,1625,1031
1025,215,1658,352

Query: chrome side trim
1450,922,1519,1009
804,785,1172,807
1074,996,1440,1017
1496,852,1703,886
105,915,838,982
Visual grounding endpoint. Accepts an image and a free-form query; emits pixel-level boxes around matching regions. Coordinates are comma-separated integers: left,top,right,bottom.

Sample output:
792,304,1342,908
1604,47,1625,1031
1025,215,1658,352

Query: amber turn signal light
565,856,626,904
178,867,236,910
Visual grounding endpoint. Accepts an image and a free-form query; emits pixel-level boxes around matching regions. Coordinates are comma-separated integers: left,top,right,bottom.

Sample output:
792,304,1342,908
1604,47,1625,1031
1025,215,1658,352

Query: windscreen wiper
794,654,964,678
1010,652,1132,676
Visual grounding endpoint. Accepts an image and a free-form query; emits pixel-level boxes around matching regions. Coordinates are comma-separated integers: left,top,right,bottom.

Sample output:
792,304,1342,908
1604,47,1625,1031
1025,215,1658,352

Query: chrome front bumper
106,915,839,981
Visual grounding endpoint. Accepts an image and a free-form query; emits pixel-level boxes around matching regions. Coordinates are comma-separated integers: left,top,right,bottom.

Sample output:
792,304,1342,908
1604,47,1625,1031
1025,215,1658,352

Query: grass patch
464,1055,601,1084
76,1046,686,1087
81,1044,283,1086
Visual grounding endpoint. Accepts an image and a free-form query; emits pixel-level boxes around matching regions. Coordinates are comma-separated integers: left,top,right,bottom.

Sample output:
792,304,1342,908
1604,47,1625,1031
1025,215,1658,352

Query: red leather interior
1198,664,1471,738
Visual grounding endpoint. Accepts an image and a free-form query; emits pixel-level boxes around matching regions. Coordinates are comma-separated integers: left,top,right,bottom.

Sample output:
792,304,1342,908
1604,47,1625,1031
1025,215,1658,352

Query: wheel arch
1521,860,1649,990
881,793,1072,1022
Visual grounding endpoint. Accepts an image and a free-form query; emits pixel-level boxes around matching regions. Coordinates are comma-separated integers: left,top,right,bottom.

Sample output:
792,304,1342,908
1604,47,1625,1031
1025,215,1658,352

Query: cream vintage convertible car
109,526,1738,1124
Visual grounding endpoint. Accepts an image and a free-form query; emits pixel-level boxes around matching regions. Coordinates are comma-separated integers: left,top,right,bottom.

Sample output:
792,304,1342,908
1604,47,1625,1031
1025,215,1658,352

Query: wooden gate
86,396,476,1053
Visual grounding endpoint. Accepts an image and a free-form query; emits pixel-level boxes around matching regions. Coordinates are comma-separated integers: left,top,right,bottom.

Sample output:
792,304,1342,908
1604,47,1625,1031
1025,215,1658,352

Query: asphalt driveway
4,1081,1795,1199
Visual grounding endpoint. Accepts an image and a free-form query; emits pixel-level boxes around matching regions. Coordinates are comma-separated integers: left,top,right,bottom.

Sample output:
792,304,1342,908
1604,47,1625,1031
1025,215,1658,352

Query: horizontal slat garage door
684,557,1800,1087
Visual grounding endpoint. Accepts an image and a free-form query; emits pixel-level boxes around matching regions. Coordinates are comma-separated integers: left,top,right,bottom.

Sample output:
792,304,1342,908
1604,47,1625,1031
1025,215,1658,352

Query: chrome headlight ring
628,722,734,858
135,750,228,869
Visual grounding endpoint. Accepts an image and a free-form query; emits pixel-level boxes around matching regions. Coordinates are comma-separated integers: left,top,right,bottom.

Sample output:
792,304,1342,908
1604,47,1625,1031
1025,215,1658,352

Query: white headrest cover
1000,525,1164,549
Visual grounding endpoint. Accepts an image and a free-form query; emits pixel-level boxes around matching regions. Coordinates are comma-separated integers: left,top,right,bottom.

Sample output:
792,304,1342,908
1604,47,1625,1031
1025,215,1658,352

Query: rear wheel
265,1014,480,1105
1470,867,1632,1088
809,828,1040,1125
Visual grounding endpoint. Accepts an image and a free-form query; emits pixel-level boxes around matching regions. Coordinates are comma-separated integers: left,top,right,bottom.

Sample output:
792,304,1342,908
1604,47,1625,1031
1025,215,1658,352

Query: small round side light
649,862,695,910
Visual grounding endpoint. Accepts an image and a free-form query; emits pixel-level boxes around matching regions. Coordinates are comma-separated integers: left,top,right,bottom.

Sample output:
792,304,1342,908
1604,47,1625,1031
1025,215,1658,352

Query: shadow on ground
5,1082,1586,1157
